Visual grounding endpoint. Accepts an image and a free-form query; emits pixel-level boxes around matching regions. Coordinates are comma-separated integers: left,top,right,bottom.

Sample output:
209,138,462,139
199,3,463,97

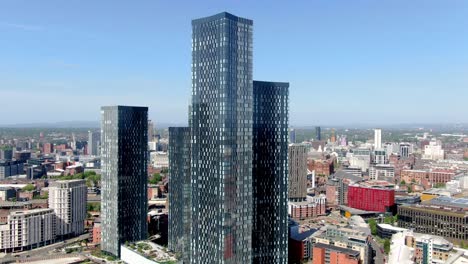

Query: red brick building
313,243,361,264
289,196,326,220
308,159,335,176
401,169,455,185
42,143,54,154
92,222,101,244
347,185,395,212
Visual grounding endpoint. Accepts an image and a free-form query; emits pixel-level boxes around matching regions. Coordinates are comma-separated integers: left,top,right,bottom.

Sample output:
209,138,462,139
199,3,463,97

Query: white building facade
48,179,87,238
0,209,56,252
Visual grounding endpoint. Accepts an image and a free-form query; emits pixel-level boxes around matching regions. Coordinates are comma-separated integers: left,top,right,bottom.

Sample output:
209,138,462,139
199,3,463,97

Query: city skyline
1,1,468,125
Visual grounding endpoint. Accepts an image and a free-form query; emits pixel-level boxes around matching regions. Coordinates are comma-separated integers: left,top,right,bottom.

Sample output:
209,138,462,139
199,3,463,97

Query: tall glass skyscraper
168,127,191,264
100,106,148,257
191,12,253,263
252,81,289,264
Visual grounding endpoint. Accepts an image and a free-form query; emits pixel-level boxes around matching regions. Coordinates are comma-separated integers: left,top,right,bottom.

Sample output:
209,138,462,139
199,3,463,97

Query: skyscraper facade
289,129,296,144
374,128,382,149
190,12,253,263
100,106,148,257
168,127,191,264
252,81,289,263
316,126,321,141
288,144,308,201
88,131,101,156
148,120,155,142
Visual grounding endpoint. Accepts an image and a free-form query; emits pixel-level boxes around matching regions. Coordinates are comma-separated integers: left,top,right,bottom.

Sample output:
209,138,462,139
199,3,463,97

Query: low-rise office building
398,199,468,242
0,160,24,179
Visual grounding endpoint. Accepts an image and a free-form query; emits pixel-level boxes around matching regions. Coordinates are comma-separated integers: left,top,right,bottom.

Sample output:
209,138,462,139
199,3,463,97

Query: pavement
0,233,90,263
369,237,386,264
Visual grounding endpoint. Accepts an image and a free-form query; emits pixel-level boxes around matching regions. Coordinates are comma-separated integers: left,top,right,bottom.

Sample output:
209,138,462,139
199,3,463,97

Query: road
369,237,386,264
0,233,90,263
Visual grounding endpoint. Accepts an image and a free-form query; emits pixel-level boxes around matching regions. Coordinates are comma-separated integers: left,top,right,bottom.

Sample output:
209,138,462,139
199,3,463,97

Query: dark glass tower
168,127,191,264
191,12,253,263
316,126,321,141
252,81,289,264
100,106,148,257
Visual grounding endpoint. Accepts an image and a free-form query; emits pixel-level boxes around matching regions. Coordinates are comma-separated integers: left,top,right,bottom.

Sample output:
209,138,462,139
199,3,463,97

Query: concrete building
423,140,445,160
0,208,56,252
314,226,372,264
0,149,13,160
399,143,411,159
252,81,289,263
289,144,309,201
388,230,453,264
398,199,468,242
374,149,386,165
369,164,395,181
148,120,154,142
0,187,16,201
87,131,101,156
374,128,382,149
0,160,24,179
348,148,371,173
101,106,148,257
48,179,87,238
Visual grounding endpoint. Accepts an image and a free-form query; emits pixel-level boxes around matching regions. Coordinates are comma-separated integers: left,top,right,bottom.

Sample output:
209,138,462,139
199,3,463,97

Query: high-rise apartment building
252,81,289,263
148,120,155,141
168,127,191,264
87,131,101,156
48,179,87,238
100,106,148,257
289,144,308,201
374,128,382,149
190,12,253,264
289,128,296,144
316,126,321,141
0,209,56,252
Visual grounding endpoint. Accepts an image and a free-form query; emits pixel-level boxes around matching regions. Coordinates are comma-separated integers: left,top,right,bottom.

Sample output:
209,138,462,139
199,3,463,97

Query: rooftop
290,228,318,241
314,243,360,257
426,196,468,209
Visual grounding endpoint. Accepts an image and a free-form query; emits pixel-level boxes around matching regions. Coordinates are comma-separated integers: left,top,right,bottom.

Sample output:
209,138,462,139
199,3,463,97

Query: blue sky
0,0,467,126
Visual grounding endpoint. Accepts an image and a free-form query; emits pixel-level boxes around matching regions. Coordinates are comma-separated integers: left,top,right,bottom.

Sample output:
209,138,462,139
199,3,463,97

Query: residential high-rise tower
100,106,148,257
288,144,308,201
168,127,191,264
190,12,253,264
48,179,87,238
87,131,101,156
374,128,382,149
252,81,289,263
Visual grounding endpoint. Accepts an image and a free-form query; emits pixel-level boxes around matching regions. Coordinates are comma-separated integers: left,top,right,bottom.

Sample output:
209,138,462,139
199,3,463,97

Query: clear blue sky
0,0,467,126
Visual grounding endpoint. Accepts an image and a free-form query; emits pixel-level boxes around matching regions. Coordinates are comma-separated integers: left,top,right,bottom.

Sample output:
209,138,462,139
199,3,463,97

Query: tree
368,218,377,235
150,173,162,184
407,185,412,193
384,239,391,254
22,183,35,192
400,180,406,185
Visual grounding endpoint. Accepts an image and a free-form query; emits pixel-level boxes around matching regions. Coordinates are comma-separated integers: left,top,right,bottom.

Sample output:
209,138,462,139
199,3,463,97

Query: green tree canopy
22,183,35,192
